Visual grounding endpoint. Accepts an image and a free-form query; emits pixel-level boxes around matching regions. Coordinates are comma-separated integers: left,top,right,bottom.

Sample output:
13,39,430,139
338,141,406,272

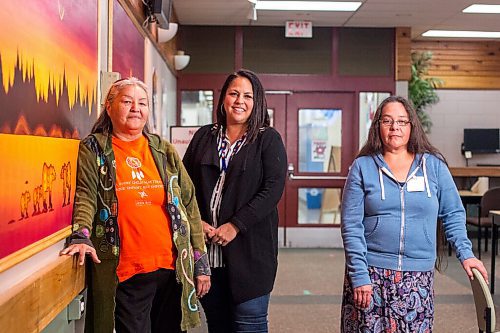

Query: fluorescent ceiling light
422,30,500,38
255,1,362,11
463,4,500,13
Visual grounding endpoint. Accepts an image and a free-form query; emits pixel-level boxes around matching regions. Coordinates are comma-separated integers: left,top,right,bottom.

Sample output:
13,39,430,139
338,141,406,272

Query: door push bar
287,163,347,181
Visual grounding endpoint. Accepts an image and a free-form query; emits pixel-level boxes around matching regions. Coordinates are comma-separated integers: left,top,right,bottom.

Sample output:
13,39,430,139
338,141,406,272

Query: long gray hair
91,77,150,134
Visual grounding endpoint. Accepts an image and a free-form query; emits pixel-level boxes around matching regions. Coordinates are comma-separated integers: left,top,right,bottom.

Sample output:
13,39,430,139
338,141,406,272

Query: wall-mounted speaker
150,0,172,29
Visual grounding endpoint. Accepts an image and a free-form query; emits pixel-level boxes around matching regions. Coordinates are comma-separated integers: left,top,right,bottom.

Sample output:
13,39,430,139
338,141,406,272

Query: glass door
286,92,356,227
266,92,356,246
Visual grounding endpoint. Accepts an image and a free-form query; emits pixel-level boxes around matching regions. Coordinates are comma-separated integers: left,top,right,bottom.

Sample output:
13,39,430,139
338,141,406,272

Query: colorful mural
0,135,79,258
113,0,145,80
0,0,98,137
0,0,98,261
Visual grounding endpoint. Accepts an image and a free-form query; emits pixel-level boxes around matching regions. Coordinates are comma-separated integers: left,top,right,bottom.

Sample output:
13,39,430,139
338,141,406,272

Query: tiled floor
191,247,500,332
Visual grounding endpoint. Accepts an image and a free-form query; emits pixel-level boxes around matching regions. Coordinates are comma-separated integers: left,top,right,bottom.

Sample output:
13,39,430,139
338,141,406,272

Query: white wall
144,38,177,140
278,227,343,248
427,90,500,167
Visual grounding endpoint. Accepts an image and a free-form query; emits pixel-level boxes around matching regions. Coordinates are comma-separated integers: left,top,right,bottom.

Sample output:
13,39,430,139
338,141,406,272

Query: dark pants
114,269,185,333
200,267,270,333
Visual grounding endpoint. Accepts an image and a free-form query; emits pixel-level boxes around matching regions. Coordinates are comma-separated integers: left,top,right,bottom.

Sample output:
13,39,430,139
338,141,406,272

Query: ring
217,241,223,245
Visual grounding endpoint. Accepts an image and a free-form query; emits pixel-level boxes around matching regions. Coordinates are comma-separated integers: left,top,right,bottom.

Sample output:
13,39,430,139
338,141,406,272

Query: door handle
287,163,295,179
287,163,347,180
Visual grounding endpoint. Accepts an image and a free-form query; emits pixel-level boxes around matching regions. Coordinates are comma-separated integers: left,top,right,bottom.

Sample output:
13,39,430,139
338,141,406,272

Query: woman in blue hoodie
341,96,487,332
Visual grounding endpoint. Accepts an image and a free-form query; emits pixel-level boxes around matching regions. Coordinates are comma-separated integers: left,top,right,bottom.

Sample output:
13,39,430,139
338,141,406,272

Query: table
450,167,500,178
458,190,483,207
489,210,500,293
455,191,483,257
459,191,483,249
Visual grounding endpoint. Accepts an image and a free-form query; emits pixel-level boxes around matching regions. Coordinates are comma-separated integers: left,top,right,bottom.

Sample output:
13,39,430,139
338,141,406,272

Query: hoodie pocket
363,216,380,238
364,216,400,254
404,218,436,259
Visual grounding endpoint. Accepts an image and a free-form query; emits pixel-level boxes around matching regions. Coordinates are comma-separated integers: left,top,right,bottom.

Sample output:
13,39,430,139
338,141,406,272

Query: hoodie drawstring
422,156,431,198
379,168,386,200
378,155,431,200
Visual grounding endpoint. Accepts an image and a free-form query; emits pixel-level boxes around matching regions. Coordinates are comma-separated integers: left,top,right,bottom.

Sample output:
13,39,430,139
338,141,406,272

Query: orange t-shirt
112,135,175,282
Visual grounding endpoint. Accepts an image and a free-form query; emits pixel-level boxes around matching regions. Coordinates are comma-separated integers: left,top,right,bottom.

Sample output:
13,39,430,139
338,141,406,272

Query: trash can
306,188,322,209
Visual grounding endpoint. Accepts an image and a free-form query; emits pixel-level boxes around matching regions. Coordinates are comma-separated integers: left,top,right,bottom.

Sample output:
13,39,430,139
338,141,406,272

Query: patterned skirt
341,266,434,333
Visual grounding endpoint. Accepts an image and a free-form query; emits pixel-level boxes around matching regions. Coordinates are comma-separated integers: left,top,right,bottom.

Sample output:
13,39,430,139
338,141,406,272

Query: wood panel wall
396,27,411,81
412,40,500,89
0,256,85,332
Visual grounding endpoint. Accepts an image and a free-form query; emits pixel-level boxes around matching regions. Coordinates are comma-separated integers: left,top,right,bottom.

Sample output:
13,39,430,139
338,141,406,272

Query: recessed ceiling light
255,1,362,11
463,4,500,14
422,30,500,38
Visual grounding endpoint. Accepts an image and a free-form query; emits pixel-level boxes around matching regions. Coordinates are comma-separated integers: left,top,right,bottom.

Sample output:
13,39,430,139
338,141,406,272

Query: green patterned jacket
70,131,210,332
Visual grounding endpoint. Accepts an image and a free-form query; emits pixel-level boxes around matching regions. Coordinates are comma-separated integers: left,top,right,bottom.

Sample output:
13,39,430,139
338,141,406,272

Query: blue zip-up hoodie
341,153,474,288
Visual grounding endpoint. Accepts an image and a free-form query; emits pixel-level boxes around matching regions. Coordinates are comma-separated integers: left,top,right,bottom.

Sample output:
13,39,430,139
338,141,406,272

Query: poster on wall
311,140,327,162
113,0,145,80
0,0,98,265
170,126,201,158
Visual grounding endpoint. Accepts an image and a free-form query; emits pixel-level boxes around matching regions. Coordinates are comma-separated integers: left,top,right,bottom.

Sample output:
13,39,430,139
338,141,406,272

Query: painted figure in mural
60,77,210,333
183,69,287,333
20,190,30,219
60,161,72,206
65,161,71,205
42,162,56,212
32,185,43,215
340,96,488,332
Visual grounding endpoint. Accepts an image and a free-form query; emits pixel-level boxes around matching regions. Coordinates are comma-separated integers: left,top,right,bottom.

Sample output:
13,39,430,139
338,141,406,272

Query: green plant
408,51,443,133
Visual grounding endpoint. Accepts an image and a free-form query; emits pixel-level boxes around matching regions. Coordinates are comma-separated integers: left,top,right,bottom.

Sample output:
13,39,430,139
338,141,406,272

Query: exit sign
285,21,313,38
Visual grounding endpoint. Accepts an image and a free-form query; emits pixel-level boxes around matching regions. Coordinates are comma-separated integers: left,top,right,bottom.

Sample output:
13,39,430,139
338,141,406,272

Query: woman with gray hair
61,77,210,332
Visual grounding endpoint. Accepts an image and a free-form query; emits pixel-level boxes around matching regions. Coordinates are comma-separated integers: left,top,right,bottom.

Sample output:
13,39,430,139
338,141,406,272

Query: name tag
407,176,425,192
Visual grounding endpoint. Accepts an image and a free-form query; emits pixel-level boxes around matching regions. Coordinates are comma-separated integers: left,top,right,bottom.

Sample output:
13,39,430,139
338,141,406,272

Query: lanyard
218,130,246,172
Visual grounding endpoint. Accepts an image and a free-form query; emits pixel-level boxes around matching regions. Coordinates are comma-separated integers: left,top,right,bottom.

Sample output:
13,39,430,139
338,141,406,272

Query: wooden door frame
265,93,287,233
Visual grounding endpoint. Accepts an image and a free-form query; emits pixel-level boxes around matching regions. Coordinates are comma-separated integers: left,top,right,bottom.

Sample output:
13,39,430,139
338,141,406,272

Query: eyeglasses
379,118,411,127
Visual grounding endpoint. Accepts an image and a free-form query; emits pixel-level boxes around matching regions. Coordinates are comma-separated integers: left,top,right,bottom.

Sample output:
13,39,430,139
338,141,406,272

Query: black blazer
183,124,287,304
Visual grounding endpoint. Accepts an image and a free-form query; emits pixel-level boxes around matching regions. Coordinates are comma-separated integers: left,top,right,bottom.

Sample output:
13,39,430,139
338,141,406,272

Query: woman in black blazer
183,69,287,333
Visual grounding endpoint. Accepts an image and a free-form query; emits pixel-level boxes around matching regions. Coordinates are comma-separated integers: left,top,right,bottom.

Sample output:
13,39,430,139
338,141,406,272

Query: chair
470,268,499,333
319,188,341,224
318,146,342,224
466,187,500,259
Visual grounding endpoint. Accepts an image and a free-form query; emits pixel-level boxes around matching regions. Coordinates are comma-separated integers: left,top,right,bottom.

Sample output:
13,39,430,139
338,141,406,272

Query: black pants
114,269,185,333
199,268,233,333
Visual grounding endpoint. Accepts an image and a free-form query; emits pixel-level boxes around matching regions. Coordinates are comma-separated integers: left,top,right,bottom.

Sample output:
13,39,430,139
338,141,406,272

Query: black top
183,124,287,304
